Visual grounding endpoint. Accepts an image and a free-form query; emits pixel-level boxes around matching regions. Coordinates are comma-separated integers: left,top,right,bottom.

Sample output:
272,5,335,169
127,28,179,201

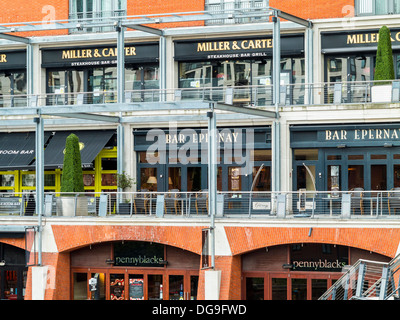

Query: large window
356,0,400,16
69,0,127,33
0,71,26,107
205,0,269,24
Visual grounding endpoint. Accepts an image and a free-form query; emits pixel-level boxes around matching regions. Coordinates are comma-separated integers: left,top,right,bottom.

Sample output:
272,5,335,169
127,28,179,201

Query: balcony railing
2,80,399,109
68,10,127,33
2,190,400,219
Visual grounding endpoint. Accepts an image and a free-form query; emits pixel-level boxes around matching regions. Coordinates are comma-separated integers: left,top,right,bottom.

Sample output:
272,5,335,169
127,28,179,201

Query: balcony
1,80,399,109
2,190,400,219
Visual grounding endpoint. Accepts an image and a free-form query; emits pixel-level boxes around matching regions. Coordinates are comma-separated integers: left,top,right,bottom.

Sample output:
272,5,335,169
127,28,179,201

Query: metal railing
319,253,400,300
2,79,399,109
2,190,400,218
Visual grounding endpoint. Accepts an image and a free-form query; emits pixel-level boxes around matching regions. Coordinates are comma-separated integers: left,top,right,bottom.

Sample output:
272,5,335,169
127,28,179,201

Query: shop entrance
70,241,200,300
72,269,199,300
244,272,340,300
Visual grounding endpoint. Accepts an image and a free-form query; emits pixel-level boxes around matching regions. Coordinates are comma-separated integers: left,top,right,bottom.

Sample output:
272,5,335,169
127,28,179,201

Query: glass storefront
42,43,159,104
134,127,271,193
71,241,199,300
0,131,117,195
242,243,391,300
175,35,305,106
291,124,400,193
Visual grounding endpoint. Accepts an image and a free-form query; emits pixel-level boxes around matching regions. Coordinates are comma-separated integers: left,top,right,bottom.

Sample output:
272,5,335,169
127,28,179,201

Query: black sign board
114,241,165,267
0,50,26,70
321,28,400,52
174,34,304,61
41,42,159,68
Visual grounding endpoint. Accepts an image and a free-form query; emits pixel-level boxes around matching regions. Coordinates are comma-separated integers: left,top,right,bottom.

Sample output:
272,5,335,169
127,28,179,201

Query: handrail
1,79,399,108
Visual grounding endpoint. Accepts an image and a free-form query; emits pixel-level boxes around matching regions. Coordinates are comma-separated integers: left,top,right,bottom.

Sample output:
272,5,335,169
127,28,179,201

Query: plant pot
371,84,392,103
117,203,132,215
57,196,88,216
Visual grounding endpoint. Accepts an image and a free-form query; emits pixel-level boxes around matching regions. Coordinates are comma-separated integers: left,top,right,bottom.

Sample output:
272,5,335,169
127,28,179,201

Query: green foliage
374,26,395,85
116,171,135,189
60,133,84,193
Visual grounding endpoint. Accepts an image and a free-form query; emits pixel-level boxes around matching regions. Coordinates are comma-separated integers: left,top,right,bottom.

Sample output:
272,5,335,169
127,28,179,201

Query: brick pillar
198,255,241,300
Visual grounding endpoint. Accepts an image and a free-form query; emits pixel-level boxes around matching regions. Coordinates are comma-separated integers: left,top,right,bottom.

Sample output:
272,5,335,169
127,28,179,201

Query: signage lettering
165,131,240,144
325,128,400,141
115,255,163,266
61,46,136,60
197,39,273,52
347,32,400,45
292,259,346,270
0,54,7,63
0,149,34,155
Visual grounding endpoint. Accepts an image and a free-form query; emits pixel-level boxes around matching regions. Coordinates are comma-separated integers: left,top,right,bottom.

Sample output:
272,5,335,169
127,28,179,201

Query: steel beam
50,113,120,123
0,33,30,43
215,103,277,118
124,24,164,36
276,9,312,28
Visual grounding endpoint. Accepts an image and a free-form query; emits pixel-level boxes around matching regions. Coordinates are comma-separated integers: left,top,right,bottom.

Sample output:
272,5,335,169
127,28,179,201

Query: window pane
272,278,287,300
0,174,14,187
292,278,307,300
395,165,400,188
246,277,264,300
348,165,364,190
294,149,318,161
253,165,271,191
375,0,388,14
169,275,184,300
148,275,163,300
44,174,55,187
73,273,87,300
91,272,106,300
297,165,316,191
395,0,400,13
312,279,327,300
371,165,386,190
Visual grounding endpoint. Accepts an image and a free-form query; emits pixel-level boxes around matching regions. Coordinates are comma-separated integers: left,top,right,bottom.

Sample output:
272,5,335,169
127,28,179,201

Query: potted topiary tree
371,25,395,102
57,133,88,216
116,171,135,215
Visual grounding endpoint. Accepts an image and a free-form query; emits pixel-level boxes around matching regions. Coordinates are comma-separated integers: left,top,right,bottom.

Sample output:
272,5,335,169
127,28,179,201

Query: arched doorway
70,241,200,300
241,243,391,300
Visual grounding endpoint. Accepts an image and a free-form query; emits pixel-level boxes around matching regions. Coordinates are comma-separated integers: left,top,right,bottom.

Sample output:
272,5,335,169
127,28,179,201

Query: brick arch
224,227,400,258
0,238,26,251
52,225,206,254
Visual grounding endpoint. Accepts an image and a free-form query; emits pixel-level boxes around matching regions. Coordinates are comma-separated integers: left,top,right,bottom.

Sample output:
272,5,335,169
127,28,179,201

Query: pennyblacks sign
292,259,346,272
114,241,165,267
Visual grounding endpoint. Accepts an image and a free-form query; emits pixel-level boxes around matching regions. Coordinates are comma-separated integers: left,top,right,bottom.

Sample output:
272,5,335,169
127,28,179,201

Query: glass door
246,277,264,300
291,278,307,300
148,274,163,300
169,275,184,300
168,272,199,300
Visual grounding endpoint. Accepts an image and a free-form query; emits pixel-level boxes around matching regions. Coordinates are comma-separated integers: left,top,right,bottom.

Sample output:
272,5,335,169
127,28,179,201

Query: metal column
207,106,217,269
34,114,44,266
116,23,125,104
26,43,34,98
306,27,313,104
159,36,167,101
272,11,281,193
